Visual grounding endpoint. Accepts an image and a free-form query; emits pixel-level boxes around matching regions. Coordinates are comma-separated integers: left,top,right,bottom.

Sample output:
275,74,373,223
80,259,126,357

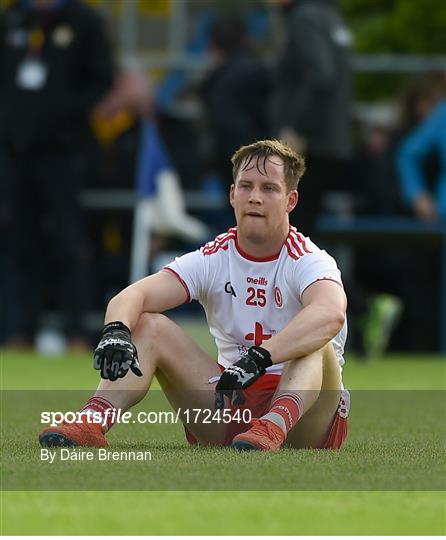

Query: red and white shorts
184,367,350,449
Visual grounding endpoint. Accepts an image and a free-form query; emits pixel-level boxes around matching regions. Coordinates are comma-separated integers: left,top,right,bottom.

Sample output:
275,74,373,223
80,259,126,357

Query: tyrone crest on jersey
274,287,283,308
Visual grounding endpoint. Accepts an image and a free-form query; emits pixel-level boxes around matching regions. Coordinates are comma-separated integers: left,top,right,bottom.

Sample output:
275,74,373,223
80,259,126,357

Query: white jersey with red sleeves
165,226,347,378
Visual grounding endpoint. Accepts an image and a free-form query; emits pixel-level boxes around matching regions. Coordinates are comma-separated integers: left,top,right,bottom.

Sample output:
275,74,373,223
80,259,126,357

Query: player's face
230,155,298,241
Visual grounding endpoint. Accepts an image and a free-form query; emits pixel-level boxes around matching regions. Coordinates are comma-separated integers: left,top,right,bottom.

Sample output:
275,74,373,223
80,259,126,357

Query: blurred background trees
340,0,446,100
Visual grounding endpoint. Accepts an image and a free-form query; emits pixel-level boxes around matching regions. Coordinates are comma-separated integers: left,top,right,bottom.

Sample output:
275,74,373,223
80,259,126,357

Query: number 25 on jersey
246,287,266,307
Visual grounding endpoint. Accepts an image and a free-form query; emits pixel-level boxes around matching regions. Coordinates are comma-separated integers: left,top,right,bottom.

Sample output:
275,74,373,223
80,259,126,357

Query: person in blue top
396,99,446,222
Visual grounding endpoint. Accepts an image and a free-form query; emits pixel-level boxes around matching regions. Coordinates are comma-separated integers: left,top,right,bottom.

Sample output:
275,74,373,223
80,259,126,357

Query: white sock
261,412,287,435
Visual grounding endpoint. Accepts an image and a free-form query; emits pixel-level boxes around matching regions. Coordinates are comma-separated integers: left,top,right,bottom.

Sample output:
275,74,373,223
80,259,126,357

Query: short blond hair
231,139,306,192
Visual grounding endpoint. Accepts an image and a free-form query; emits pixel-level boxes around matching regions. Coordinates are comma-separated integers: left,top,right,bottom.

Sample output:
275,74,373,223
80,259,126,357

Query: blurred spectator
92,59,153,129
397,71,446,135
92,60,209,284
200,15,271,189
352,73,446,353
346,111,405,355
86,60,154,305
396,98,446,222
353,72,446,218
352,108,405,216
89,58,154,190
393,75,445,351
392,71,446,221
0,0,113,349
271,0,353,236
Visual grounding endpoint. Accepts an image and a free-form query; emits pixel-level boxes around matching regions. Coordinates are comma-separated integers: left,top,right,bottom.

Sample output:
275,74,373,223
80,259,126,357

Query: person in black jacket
201,16,271,190
0,0,113,348
271,0,353,236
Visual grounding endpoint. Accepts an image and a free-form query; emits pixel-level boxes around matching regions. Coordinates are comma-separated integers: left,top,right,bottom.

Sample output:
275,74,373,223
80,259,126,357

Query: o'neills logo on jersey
247,277,268,285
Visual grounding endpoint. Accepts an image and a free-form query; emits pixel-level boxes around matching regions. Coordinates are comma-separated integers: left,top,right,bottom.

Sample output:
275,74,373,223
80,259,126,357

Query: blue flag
135,120,172,199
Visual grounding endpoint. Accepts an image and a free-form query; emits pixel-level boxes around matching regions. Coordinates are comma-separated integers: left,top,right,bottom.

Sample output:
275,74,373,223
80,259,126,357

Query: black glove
93,321,143,381
214,346,272,409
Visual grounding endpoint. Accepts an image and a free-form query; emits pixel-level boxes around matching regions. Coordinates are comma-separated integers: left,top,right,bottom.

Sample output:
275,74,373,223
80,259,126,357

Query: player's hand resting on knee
215,346,272,409
93,321,143,381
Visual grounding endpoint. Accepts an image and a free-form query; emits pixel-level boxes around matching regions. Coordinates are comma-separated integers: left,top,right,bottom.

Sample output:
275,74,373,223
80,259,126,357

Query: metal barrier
80,189,224,211
80,188,225,284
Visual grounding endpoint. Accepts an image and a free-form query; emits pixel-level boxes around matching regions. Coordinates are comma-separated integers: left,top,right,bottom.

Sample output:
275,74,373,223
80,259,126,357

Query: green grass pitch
1,319,445,535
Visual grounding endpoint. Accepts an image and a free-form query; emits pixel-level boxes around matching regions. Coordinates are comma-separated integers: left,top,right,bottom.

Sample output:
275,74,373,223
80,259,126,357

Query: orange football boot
232,418,286,451
39,418,107,448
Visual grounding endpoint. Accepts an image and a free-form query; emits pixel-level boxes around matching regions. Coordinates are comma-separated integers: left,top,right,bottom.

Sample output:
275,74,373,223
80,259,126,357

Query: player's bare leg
40,313,225,447
95,313,225,444
280,343,342,449
232,343,343,451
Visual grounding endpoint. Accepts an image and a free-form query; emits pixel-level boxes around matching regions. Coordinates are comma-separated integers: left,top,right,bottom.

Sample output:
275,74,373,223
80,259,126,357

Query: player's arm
262,279,346,364
94,270,188,381
215,279,346,408
104,270,188,331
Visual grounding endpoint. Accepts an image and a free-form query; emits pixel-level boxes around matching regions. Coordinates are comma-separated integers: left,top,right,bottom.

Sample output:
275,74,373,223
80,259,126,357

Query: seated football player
39,139,349,451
